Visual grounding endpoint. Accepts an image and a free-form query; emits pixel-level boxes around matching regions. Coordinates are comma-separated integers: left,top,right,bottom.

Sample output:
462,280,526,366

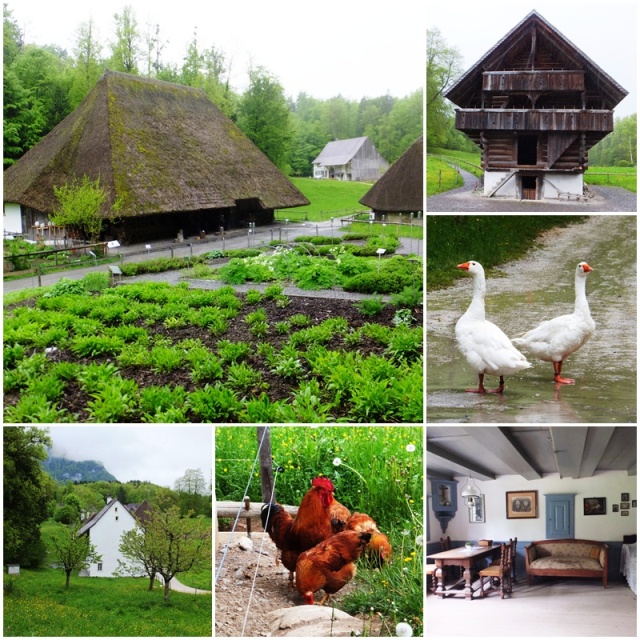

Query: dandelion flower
406,443,416,453
333,457,342,466
402,529,410,536
396,622,413,637
415,535,424,546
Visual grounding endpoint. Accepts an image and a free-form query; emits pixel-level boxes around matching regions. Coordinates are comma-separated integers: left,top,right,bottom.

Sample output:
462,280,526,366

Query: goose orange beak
582,263,594,272
457,262,470,270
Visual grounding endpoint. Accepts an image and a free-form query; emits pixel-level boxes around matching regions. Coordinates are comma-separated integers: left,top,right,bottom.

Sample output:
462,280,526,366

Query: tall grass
3,568,211,637
215,426,423,636
427,215,586,290
426,156,463,196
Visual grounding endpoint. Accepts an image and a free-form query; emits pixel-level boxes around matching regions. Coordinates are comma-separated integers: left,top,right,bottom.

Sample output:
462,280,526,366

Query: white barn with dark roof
312,136,388,181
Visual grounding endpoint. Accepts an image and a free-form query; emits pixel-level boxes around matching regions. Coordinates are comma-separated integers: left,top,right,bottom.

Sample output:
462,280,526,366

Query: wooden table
427,545,501,599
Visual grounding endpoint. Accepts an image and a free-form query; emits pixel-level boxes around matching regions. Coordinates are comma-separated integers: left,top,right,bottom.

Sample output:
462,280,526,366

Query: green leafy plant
384,327,423,364
149,346,185,373
140,385,188,421
187,383,242,421
226,362,264,393
71,334,124,358
5,394,71,423
289,313,311,327
216,340,250,364
354,295,386,316
390,285,423,309
245,290,263,304
77,362,121,394
263,284,284,299
86,378,139,422
392,308,416,327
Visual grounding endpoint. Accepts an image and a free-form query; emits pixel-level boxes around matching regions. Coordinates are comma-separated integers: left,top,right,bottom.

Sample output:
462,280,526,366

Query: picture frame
469,495,485,523
506,490,538,519
584,497,606,515
613,504,619,513
633,500,637,508
621,493,630,502
621,511,629,516
620,502,630,510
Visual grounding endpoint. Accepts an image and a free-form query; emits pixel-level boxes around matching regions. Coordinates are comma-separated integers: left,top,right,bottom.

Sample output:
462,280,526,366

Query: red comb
312,477,335,492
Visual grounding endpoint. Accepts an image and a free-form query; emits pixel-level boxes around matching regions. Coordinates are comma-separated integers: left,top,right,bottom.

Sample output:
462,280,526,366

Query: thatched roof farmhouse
359,136,423,214
3,71,309,243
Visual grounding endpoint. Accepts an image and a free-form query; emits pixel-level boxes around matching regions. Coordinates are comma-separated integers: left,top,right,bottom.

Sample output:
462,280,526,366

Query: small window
115,507,118,512
115,516,119,521
98,563,103,571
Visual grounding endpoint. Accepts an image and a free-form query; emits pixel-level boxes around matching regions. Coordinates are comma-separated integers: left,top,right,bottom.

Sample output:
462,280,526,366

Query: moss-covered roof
359,136,423,213
4,71,309,217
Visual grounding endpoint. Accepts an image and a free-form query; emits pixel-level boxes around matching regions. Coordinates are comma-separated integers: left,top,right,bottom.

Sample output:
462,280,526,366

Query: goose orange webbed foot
553,362,575,385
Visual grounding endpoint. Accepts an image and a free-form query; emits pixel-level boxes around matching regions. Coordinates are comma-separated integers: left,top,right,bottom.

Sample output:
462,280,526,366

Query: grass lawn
584,165,637,192
426,156,463,196
3,568,211,637
277,178,372,221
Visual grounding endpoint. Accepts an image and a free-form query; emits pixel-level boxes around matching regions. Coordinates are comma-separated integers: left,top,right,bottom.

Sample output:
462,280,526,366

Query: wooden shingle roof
359,136,423,213
4,71,309,217
445,11,628,110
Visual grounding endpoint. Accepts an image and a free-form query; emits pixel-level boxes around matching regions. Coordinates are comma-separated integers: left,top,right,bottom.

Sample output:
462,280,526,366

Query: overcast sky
8,0,424,101
428,1,637,119
48,426,212,489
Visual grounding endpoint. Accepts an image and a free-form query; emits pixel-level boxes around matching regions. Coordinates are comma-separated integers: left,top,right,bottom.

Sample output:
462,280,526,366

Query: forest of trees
3,3,422,175
427,27,637,166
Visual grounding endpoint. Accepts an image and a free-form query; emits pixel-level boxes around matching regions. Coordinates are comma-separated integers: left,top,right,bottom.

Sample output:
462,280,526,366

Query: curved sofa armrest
524,543,537,566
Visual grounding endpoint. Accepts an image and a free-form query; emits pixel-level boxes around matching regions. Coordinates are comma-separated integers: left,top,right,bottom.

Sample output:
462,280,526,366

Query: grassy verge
3,568,211,637
342,221,424,240
427,215,587,290
426,156,463,196
584,166,636,192
215,426,423,637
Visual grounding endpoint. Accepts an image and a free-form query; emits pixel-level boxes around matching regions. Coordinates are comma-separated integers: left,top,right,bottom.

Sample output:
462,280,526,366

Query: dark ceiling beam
579,427,615,478
426,442,496,481
466,428,542,480
550,427,588,478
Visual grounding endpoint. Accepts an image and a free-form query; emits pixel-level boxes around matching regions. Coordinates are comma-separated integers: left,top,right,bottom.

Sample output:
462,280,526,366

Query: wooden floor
427,577,637,637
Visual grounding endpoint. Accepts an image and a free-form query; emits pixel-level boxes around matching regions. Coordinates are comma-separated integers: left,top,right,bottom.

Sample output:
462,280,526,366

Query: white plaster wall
3,202,22,235
541,173,583,198
429,471,637,543
87,502,139,577
483,171,517,197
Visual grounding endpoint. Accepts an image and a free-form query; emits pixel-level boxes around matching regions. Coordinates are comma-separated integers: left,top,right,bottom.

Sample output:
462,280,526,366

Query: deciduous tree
48,521,101,589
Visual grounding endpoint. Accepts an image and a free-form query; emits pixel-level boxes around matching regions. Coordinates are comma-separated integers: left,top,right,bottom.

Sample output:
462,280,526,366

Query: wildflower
396,622,413,637
402,529,410,536
415,535,424,546
333,457,342,466
406,444,416,453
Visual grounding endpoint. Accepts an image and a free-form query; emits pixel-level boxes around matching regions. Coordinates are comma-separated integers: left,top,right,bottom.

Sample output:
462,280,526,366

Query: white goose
512,261,595,384
455,261,531,393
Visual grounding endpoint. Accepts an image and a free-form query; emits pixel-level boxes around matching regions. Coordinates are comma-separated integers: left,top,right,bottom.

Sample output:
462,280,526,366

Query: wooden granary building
445,11,628,200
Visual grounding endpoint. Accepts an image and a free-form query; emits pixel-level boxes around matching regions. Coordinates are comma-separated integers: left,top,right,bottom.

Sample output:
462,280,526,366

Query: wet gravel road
427,168,637,212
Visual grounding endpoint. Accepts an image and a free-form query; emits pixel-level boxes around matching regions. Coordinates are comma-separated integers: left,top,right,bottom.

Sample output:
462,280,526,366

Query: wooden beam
579,427,615,478
426,442,495,481
550,427,588,478
215,501,299,520
465,428,542,480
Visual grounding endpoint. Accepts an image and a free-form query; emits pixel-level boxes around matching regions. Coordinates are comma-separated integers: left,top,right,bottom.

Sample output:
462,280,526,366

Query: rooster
261,476,335,586
346,512,392,564
296,530,372,605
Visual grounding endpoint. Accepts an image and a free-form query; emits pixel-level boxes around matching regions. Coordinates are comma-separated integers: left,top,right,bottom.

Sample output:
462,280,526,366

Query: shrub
42,278,86,298
616,159,632,167
294,262,337,289
82,271,111,292
354,295,386,316
263,284,284,299
390,285,423,309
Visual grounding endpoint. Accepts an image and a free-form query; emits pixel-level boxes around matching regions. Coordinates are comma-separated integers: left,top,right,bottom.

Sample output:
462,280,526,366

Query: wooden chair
440,536,464,582
479,542,513,599
490,537,518,581
426,564,437,593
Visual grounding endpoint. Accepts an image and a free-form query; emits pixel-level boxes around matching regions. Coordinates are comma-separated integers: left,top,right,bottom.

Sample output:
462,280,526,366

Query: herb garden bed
4,277,423,423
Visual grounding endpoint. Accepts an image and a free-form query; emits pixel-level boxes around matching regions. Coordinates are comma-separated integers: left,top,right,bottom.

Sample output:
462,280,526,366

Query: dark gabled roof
445,11,628,109
4,70,309,216
312,137,371,166
359,136,423,213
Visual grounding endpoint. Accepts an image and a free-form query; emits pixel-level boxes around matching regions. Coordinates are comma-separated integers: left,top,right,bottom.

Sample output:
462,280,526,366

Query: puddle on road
427,215,637,423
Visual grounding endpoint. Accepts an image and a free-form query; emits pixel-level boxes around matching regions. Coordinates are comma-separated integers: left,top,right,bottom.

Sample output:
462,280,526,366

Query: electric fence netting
214,427,284,637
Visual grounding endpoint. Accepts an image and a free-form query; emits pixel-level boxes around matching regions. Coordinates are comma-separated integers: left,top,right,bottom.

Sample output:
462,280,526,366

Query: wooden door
545,494,575,538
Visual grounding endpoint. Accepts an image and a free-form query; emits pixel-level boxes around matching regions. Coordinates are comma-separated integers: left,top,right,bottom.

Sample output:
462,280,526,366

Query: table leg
435,566,444,597
463,566,473,599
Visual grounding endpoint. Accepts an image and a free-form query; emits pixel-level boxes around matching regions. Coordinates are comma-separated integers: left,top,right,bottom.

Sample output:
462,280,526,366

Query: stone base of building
484,171,584,200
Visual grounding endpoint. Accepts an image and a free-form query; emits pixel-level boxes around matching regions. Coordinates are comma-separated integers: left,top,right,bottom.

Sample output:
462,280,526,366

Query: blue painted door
545,494,575,538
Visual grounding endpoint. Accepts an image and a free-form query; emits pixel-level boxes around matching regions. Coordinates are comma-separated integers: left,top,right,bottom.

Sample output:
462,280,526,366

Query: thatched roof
4,71,309,217
359,136,423,213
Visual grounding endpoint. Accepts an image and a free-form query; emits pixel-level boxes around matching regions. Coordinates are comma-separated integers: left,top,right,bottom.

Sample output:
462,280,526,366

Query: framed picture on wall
584,497,606,515
621,493,630,501
613,504,619,512
621,502,630,510
469,495,485,523
621,511,630,516
506,490,538,519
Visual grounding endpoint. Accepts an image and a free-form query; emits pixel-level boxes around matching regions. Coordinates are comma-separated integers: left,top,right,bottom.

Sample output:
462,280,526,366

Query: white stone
238,536,253,551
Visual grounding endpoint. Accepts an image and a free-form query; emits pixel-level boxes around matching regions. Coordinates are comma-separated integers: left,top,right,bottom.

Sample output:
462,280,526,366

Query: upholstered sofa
525,539,608,588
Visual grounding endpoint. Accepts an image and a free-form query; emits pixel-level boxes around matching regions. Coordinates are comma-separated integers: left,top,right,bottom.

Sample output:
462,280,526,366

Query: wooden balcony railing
455,109,613,132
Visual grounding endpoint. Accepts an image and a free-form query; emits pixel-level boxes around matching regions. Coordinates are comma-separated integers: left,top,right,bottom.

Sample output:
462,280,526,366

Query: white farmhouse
312,136,388,181
77,497,145,577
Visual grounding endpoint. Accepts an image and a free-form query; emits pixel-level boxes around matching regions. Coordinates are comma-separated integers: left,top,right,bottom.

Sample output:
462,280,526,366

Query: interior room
426,427,637,637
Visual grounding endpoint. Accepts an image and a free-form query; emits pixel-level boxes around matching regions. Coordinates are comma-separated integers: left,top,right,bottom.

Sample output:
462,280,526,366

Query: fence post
439,170,442,190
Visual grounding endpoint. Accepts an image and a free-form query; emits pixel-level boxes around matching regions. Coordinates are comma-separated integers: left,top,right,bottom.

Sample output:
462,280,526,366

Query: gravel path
427,168,637,212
